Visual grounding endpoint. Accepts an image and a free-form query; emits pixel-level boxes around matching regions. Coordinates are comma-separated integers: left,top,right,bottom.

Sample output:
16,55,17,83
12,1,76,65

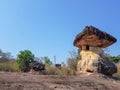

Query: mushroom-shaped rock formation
74,26,117,48
74,26,117,75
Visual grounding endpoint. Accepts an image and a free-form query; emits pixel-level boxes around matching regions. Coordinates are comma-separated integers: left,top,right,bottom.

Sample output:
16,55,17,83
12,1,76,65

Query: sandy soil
0,72,120,90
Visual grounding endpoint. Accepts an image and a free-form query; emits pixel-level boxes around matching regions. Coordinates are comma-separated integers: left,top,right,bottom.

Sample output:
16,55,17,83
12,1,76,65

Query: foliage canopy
109,55,120,63
43,56,52,66
16,50,35,71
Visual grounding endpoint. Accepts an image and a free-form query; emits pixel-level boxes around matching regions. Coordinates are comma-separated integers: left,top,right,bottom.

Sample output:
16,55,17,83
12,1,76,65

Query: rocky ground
0,72,120,90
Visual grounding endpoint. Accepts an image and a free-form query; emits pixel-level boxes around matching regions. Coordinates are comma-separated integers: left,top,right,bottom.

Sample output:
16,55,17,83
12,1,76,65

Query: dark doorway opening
86,45,89,50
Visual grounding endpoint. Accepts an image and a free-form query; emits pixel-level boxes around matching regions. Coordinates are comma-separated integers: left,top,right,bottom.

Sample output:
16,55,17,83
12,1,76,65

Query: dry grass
113,64,120,78
117,64,120,71
0,61,19,72
42,66,76,76
0,61,77,76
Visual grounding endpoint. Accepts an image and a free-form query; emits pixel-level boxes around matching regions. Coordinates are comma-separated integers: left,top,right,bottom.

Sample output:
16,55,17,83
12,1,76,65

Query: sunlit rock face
77,47,117,75
77,47,100,73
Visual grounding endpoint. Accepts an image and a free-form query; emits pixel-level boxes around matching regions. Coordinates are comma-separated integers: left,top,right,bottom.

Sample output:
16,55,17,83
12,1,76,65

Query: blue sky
0,0,120,63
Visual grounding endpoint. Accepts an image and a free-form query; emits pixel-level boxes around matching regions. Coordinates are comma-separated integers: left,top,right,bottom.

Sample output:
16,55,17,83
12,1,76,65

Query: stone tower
73,26,117,75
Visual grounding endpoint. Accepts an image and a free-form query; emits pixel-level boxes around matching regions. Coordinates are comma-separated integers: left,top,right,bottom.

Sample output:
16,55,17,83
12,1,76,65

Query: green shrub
16,50,34,71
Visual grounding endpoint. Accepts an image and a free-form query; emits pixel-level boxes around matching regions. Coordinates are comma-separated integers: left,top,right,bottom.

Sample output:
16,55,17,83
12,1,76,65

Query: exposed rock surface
98,58,117,75
77,50,99,73
29,61,45,71
0,72,120,90
77,49,117,75
21,61,45,72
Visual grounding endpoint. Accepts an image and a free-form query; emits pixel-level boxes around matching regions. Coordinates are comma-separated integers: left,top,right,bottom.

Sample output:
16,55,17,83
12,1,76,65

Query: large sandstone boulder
77,50,100,73
77,50,117,75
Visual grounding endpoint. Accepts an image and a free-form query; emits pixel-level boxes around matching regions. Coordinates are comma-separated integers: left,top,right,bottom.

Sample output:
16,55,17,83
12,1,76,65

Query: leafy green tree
109,55,120,63
43,56,52,66
16,50,34,71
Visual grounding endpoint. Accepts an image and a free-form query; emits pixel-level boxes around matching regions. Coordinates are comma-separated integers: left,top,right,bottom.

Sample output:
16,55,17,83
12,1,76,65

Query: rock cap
74,26,117,48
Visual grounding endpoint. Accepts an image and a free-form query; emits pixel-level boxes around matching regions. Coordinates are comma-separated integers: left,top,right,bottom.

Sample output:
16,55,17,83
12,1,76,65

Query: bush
16,50,34,71
109,56,120,63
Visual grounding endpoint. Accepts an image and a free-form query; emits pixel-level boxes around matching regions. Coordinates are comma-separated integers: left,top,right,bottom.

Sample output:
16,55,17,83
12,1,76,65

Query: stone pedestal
77,48,117,75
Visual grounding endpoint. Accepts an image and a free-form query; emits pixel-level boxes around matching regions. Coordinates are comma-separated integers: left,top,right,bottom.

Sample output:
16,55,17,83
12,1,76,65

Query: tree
16,50,34,71
43,56,52,66
0,49,14,62
67,49,81,70
61,61,66,67
109,55,120,63
102,48,120,63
